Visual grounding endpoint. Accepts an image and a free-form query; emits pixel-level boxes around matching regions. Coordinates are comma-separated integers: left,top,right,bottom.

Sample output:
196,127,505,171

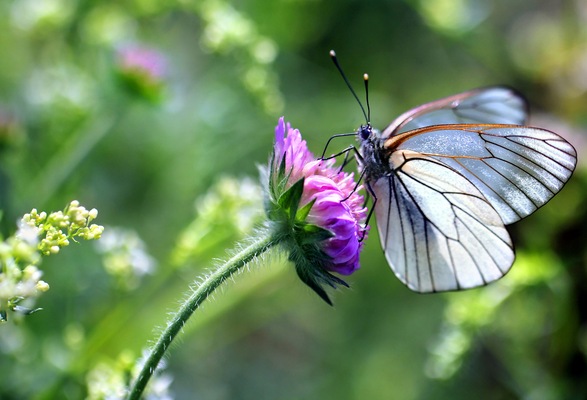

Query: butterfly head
357,123,375,142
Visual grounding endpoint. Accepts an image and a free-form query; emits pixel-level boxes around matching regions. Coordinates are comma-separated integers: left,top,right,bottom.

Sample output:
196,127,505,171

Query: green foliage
0,0,586,399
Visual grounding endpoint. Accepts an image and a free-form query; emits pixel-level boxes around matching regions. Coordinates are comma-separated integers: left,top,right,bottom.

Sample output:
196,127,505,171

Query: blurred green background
1,0,586,399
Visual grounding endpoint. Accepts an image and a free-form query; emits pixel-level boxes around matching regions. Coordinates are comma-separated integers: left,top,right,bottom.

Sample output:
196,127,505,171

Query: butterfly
327,52,577,293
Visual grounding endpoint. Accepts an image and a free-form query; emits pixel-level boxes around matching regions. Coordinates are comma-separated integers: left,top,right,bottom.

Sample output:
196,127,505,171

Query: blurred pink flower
117,45,167,80
115,45,167,102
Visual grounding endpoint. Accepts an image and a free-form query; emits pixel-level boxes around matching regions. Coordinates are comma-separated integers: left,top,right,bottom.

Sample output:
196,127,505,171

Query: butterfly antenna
330,50,369,123
363,73,371,123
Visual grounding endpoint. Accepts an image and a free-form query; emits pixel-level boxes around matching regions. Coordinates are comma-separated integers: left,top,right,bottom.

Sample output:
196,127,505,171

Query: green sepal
277,177,304,222
297,224,333,245
268,152,277,195
294,260,349,306
278,150,287,179
270,152,288,197
296,266,334,306
267,149,289,202
296,198,315,222
287,240,349,306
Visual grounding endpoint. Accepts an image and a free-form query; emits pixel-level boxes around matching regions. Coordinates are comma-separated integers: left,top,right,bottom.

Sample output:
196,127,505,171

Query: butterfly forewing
385,124,577,225
382,87,528,138
372,152,514,292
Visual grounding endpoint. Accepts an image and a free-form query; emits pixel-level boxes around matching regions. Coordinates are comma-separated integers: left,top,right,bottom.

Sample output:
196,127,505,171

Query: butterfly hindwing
372,151,514,292
382,87,528,138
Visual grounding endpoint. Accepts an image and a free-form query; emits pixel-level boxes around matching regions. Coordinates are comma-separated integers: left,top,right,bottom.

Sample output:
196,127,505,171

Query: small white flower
95,227,156,290
15,220,40,246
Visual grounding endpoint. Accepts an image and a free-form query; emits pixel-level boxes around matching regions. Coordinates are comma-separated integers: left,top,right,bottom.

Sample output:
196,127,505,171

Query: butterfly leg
358,180,377,242
319,133,357,160
323,144,367,201
338,147,365,172
341,167,366,201
337,150,352,173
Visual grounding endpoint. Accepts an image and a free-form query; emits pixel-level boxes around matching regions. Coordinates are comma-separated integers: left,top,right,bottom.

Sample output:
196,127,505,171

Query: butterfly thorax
357,124,393,181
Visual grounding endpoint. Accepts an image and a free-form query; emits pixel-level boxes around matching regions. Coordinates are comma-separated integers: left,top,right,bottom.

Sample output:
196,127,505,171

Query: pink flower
302,172,367,275
115,45,167,102
117,45,167,81
267,117,368,303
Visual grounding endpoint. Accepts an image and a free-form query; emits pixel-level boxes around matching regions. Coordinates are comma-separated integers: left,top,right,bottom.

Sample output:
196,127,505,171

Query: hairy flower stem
127,231,277,400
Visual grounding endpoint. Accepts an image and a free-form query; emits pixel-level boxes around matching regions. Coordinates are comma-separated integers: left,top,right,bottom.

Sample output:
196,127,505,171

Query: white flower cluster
22,200,104,255
0,200,103,321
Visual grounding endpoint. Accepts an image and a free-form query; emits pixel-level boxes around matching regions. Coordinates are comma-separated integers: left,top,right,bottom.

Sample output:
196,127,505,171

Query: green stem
127,231,278,400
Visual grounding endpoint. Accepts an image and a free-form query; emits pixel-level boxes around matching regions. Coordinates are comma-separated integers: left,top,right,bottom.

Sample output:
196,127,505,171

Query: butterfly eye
359,124,372,141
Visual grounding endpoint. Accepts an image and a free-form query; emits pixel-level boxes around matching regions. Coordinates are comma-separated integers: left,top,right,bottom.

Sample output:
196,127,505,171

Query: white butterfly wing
385,124,577,224
372,152,514,292
366,87,575,292
382,87,528,138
